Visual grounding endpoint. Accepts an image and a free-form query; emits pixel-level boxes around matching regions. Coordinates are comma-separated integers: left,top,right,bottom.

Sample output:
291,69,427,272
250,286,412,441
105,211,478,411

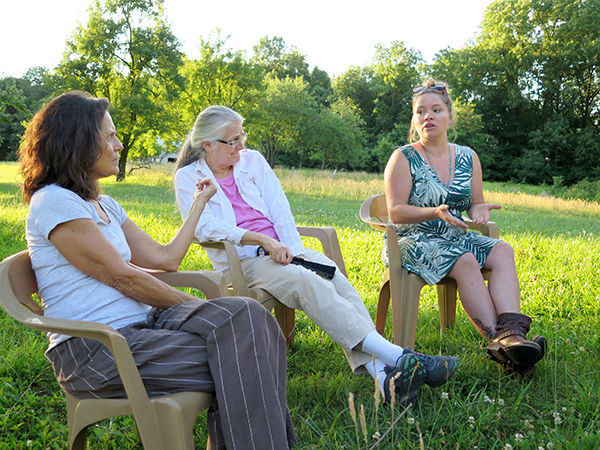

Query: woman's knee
488,241,516,266
453,252,480,272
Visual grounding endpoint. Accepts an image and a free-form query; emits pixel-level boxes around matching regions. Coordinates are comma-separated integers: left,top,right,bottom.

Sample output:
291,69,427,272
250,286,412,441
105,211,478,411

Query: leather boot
486,313,542,366
501,335,548,378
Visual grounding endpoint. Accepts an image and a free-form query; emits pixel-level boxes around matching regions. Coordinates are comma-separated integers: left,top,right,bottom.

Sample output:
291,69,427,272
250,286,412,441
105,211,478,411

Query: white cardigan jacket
174,149,305,271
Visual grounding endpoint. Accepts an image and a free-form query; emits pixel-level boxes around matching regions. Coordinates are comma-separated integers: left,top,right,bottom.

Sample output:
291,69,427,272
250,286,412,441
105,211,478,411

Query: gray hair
175,106,244,171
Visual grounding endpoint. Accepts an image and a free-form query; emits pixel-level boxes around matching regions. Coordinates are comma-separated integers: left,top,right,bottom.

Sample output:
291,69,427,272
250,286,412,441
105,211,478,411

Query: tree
249,76,318,167
55,0,185,180
307,101,365,170
0,70,53,161
432,0,600,184
178,30,265,130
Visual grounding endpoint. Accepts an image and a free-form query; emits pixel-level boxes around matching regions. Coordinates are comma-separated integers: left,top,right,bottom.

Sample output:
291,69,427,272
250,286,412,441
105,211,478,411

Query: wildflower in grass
498,398,505,407
468,416,475,428
553,412,562,425
372,431,381,441
408,417,415,425
515,432,524,442
547,443,555,450
504,444,513,450
561,406,567,412
441,392,449,400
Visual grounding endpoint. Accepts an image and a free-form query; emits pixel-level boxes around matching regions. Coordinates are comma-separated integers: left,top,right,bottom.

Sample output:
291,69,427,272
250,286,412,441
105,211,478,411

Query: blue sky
1,0,494,79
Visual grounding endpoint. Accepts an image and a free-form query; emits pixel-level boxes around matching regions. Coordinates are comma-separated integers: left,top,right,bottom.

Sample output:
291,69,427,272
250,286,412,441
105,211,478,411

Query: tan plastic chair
199,226,348,347
360,194,499,349
0,250,225,450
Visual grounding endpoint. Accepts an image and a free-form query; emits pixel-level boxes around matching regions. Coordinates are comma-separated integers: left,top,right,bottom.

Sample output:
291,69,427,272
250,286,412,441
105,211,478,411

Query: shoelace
408,350,436,371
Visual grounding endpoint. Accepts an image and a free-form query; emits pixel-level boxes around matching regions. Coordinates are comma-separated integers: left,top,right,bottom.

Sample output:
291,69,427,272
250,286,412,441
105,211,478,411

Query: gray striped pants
46,297,297,449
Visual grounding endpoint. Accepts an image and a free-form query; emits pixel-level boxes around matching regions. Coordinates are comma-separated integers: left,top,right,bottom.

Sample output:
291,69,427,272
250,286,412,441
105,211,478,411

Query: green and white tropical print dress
382,144,499,285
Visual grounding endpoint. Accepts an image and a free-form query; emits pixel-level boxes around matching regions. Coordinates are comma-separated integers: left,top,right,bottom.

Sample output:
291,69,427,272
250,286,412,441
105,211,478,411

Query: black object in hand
256,247,336,280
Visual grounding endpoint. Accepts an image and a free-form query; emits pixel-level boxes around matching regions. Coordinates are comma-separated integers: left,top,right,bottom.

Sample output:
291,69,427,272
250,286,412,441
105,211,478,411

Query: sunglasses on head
413,85,447,94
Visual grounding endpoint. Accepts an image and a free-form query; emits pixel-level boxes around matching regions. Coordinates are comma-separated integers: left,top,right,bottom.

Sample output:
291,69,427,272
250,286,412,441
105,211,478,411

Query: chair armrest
463,219,499,239
23,315,153,407
296,226,347,277
149,271,229,299
198,241,250,297
359,195,389,233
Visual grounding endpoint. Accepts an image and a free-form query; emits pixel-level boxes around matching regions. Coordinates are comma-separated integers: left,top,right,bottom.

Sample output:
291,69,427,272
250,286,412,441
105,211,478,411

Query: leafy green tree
371,42,423,138
54,0,185,180
249,76,318,167
433,0,600,184
252,36,310,80
0,71,53,161
307,101,365,170
332,65,379,143
252,36,332,107
178,30,265,127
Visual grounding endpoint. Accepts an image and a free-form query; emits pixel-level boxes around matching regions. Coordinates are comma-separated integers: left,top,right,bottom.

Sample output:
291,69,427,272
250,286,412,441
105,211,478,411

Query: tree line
1,0,599,186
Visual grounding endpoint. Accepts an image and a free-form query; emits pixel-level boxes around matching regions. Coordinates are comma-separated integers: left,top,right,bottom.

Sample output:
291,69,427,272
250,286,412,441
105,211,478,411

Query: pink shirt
216,173,280,241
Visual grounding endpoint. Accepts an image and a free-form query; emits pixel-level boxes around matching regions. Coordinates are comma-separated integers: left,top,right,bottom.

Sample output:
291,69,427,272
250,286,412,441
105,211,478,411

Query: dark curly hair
19,91,110,204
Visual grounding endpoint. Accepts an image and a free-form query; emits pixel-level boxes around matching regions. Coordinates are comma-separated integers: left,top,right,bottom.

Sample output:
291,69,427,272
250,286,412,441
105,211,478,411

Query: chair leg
437,284,457,329
69,427,88,450
392,272,426,349
274,303,296,346
375,273,391,335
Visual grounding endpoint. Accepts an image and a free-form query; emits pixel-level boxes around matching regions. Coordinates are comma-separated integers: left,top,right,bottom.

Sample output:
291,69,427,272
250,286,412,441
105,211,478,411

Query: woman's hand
262,239,294,265
468,203,501,224
435,204,469,229
193,178,217,203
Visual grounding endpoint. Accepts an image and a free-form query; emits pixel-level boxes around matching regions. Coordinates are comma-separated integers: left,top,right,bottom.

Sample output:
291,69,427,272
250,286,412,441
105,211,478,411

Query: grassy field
1,162,600,449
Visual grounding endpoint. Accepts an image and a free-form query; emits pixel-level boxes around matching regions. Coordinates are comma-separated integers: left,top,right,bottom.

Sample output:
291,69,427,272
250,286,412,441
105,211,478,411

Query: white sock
361,330,405,367
364,357,388,395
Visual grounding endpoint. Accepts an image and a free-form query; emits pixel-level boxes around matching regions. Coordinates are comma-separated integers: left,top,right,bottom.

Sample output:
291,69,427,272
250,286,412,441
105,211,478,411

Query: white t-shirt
26,184,152,350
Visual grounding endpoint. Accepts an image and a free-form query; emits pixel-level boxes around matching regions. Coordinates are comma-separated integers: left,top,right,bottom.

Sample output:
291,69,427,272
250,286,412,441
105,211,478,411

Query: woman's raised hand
435,204,469,229
194,178,217,203
469,203,502,224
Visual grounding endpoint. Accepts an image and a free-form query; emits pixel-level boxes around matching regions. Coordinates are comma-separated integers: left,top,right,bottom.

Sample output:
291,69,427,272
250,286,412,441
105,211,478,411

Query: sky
1,0,494,79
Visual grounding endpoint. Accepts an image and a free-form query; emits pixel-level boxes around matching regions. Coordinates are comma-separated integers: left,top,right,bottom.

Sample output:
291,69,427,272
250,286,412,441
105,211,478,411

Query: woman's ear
202,141,212,153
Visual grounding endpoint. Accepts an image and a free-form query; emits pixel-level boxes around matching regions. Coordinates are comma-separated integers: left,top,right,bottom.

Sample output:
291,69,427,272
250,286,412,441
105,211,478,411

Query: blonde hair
408,79,457,142
175,106,244,171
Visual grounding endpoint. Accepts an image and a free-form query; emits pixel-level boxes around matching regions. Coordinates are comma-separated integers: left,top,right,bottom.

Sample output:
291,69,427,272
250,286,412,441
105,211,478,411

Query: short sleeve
28,186,95,239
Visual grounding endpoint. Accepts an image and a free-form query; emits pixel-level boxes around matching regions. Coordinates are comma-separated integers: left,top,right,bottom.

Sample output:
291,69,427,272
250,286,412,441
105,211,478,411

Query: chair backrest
359,194,389,233
0,251,44,325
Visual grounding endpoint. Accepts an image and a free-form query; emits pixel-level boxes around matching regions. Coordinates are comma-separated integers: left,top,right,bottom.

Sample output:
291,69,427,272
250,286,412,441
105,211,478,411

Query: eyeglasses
216,132,248,147
413,85,447,94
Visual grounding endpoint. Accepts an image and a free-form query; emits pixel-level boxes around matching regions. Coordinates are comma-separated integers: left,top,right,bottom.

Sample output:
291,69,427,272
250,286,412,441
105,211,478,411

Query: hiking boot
382,351,427,405
486,313,541,366
403,348,459,387
500,335,548,378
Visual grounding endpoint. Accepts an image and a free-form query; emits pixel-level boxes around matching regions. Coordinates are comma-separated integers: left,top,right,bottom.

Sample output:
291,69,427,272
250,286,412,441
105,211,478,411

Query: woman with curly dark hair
20,90,297,450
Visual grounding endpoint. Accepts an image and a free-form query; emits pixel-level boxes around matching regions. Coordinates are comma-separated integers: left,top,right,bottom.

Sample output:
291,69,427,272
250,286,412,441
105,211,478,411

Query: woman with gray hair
174,105,458,406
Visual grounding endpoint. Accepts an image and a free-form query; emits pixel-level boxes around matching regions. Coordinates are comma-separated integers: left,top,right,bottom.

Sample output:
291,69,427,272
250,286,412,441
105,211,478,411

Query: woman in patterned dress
383,79,546,375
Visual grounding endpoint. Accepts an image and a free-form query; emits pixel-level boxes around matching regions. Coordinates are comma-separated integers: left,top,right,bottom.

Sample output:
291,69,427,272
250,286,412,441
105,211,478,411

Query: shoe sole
486,341,541,366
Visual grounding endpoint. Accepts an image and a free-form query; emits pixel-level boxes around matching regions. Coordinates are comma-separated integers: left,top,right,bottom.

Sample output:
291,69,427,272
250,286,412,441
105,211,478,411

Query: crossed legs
448,241,520,340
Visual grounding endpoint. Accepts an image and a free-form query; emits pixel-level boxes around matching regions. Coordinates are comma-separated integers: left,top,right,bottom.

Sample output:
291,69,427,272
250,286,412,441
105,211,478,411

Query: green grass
1,162,600,449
